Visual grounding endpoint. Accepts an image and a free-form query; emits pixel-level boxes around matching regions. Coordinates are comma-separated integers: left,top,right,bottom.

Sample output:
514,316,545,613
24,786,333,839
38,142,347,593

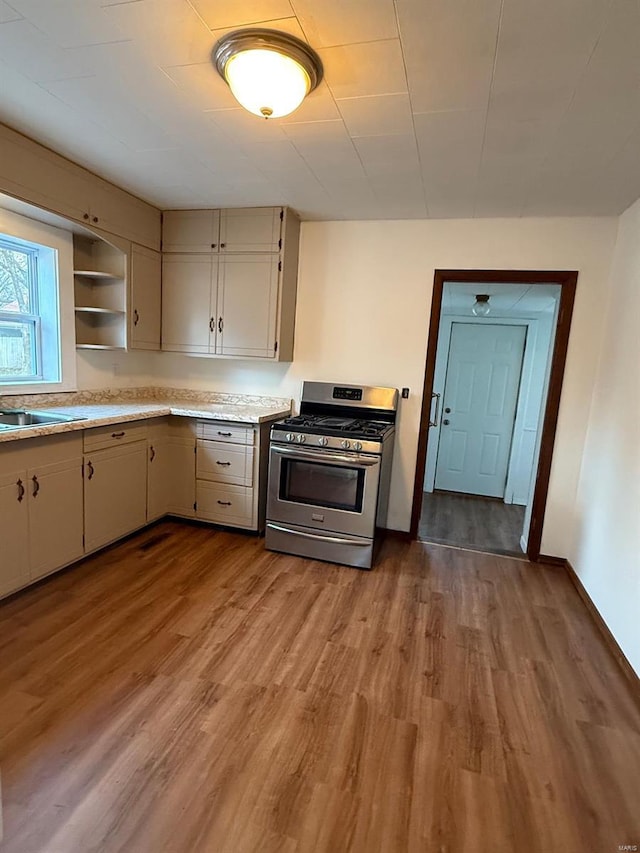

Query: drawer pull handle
150,445,156,462
217,431,232,437
216,460,231,466
32,475,40,498
133,308,139,326
217,500,232,506
111,431,125,438
87,461,94,480
16,478,25,502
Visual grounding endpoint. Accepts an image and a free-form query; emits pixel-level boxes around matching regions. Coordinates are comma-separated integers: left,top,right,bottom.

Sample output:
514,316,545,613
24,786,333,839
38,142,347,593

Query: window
0,208,75,394
0,237,43,381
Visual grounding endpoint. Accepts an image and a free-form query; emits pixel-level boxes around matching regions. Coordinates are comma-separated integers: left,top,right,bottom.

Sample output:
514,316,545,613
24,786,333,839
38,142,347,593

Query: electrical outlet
401,387,410,399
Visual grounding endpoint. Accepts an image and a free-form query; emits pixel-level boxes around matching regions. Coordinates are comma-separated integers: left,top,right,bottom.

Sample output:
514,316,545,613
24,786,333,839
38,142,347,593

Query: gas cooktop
273,414,394,441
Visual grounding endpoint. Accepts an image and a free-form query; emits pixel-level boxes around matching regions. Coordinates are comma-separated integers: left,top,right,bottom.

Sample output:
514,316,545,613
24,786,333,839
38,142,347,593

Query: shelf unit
73,235,127,349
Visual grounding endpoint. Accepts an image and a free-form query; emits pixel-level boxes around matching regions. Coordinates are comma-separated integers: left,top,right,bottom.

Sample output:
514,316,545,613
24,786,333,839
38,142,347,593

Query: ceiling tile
103,0,215,66
6,0,128,47
0,19,93,82
291,0,398,48
162,62,238,111
0,2,22,22
43,75,176,152
282,118,351,146
396,0,502,113
337,93,413,137
318,39,407,99
189,0,295,30
205,107,289,143
275,82,340,124
352,133,420,177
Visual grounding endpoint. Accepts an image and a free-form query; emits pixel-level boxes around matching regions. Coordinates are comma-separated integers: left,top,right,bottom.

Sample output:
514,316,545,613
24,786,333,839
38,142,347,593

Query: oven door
267,444,381,538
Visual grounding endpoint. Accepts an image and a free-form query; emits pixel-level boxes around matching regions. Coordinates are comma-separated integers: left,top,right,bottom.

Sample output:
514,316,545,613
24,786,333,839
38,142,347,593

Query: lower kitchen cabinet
0,469,30,597
147,421,170,521
0,434,83,598
28,456,84,580
196,480,253,527
166,417,196,517
84,440,147,553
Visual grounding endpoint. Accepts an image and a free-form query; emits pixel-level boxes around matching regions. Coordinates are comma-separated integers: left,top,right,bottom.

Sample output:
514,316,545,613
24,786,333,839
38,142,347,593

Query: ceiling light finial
472,294,491,317
213,28,323,120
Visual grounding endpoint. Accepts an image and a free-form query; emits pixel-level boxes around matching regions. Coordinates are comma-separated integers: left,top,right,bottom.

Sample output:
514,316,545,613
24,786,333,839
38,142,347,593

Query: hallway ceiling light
213,29,323,119
472,294,491,317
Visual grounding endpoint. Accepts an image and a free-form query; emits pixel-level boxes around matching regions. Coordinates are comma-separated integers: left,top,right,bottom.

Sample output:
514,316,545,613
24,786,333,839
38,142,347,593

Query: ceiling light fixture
213,28,323,120
472,294,491,317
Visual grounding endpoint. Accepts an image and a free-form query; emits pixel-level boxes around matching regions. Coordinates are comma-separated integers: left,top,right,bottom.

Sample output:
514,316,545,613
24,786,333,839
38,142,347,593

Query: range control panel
333,386,363,401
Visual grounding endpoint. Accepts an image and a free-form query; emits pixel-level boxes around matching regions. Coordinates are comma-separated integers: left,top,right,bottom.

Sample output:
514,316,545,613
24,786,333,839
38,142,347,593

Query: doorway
410,270,577,562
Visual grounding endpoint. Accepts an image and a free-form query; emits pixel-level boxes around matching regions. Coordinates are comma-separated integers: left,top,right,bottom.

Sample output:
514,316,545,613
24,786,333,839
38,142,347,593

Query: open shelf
76,344,126,351
73,270,121,280
73,233,127,350
75,307,125,315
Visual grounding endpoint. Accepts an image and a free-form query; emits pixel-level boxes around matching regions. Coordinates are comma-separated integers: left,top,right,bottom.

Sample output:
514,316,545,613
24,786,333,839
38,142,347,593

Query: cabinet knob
133,308,139,326
444,407,451,413
32,475,40,498
443,419,450,425
92,216,99,224
209,317,215,332
83,213,89,220
211,243,217,249
218,316,223,334
220,242,226,248
87,460,95,480
149,445,155,462
16,478,25,502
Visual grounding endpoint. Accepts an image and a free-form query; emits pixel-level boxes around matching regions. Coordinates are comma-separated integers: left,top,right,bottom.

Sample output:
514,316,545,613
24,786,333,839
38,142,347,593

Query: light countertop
0,399,291,444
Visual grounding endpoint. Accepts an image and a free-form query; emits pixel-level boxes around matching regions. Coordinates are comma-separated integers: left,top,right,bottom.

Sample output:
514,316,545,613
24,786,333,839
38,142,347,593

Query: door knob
443,419,450,425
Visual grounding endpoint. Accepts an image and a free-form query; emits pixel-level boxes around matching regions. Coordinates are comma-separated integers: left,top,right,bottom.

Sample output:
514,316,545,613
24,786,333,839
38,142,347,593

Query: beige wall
77,216,619,556
571,199,640,676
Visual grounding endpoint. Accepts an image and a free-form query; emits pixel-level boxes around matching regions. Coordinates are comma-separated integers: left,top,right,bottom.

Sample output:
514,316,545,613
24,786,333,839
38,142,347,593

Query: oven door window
280,458,365,513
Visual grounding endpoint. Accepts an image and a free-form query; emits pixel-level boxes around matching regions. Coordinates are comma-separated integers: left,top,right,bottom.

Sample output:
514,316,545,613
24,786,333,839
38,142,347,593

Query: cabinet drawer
196,481,253,528
196,421,254,445
196,439,254,486
84,421,148,452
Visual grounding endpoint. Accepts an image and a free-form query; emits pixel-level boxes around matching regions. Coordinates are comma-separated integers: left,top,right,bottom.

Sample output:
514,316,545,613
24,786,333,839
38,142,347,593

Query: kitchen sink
0,409,87,430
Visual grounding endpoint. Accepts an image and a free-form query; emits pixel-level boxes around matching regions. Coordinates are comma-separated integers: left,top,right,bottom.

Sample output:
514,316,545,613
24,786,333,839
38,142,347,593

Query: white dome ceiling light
213,29,323,120
472,294,491,317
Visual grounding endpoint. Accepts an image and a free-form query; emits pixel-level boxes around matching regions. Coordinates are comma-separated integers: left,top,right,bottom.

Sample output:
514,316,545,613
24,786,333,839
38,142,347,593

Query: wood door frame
409,269,578,561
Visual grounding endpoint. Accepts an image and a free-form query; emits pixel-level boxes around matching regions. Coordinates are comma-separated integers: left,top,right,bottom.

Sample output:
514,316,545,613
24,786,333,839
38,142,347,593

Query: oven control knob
318,436,328,446
353,441,363,451
341,439,351,450
296,434,306,444
285,433,295,442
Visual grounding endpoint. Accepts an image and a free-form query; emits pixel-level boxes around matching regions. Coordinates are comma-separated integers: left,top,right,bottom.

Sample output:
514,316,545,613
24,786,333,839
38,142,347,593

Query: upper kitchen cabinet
162,209,220,253
129,244,161,351
0,122,161,251
218,207,282,253
162,207,283,254
160,207,300,361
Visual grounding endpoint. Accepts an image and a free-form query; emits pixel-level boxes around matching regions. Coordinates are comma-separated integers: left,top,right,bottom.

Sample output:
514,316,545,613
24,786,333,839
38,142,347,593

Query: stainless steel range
265,381,398,569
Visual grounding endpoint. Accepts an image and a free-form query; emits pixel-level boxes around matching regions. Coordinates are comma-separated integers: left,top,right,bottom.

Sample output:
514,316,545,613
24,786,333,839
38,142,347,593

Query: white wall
571,200,640,676
77,216,618,557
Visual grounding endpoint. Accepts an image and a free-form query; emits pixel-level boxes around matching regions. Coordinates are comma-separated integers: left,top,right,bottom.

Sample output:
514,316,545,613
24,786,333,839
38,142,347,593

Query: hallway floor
419,490,526,556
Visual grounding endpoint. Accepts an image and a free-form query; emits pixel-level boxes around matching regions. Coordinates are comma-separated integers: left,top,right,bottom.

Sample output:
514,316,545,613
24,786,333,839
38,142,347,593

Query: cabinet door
84,442,147,553
148,436,170,522
166,436,196,517
90,178,161,251
219,207,282,252
130,244,161,351
218,254,279,358
161,254,217,353
162,210,220,253
0,470,29,598
28,457,84,581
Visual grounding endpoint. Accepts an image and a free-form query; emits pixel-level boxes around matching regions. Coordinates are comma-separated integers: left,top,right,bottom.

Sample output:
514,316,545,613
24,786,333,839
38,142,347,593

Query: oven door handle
270,445,380,466
266,523,371,547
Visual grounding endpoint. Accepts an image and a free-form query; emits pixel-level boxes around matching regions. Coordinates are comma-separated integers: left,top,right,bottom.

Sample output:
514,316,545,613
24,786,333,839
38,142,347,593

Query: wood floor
1,520,638,853
419,490,526,555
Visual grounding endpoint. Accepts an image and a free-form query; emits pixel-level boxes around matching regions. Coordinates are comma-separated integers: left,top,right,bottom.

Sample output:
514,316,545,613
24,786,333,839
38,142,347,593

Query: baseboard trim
538,553,566,567
558,558,639,696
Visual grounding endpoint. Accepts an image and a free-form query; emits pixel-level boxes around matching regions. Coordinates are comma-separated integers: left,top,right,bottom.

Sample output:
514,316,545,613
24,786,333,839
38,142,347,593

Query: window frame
0,235,45,382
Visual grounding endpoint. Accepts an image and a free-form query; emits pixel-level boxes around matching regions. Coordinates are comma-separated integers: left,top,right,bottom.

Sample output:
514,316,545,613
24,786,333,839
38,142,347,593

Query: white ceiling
0,0,638,220
442,282,561,316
